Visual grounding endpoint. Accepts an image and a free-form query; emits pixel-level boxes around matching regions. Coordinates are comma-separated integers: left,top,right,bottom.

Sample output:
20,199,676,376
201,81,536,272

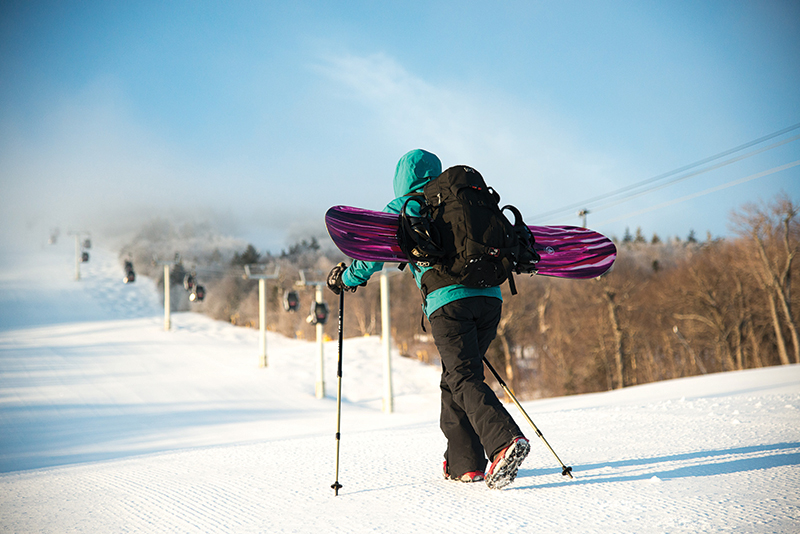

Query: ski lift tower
578,209,590,228
67,230,91,281
297,270,329,399
244,264,280,368
380,266,401,414
154,254,181,331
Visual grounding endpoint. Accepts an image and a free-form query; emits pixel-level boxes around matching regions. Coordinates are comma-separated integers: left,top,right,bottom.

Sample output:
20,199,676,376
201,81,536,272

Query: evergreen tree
623,227,633,243
231,244,261,266
281,237,320,259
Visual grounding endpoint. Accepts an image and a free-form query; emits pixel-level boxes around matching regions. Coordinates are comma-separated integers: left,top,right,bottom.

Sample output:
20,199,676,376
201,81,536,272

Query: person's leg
440,369,486,478
430,297,522,468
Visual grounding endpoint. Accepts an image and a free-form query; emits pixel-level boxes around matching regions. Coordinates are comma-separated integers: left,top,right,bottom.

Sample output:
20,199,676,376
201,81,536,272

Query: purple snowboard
325,205,616,280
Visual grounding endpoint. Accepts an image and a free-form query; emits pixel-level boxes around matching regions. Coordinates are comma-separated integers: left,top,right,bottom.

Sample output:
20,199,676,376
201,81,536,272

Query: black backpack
397,165,539,297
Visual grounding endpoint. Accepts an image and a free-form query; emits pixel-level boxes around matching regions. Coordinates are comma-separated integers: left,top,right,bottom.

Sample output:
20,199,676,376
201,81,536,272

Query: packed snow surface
1,238,798,533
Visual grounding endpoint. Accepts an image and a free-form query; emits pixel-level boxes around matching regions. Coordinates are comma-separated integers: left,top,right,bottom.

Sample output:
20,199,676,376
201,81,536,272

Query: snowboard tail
325,205,616,280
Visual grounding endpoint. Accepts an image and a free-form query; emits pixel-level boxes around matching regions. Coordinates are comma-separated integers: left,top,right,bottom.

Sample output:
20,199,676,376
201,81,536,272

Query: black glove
327,262,357,295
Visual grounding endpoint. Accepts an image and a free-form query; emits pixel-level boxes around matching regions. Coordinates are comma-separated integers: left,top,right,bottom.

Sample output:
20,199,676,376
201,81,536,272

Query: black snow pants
429,296,523,478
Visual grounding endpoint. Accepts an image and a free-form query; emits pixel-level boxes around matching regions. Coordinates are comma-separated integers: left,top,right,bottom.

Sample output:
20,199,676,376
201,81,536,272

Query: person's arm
342,259,384,287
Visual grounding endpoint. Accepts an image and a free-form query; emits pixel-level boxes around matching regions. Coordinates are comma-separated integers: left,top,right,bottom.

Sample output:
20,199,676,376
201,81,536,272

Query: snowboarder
327,148,530,489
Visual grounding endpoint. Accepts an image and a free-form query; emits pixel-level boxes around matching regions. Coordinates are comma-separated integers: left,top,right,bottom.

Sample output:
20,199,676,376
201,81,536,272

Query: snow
1,237,799,533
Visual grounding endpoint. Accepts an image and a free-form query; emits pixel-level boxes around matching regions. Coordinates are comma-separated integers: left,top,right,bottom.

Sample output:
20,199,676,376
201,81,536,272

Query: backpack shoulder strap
397,196,445,270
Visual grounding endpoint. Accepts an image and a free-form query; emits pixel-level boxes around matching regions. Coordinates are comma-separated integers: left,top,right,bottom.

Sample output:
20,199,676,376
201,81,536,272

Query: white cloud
314,51,625,219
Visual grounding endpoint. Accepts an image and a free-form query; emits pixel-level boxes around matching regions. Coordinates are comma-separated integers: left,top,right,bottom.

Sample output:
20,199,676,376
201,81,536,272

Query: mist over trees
120,193,799,399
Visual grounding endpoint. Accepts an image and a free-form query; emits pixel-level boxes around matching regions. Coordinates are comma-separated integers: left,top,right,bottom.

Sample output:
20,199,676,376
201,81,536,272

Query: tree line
121,193,798,399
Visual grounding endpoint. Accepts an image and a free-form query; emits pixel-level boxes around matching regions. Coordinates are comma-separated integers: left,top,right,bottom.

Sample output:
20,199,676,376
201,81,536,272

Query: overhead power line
530,122,800,223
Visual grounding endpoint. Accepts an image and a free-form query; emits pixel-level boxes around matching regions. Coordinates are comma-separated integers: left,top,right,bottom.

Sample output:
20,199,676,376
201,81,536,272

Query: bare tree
495,313,515,386
602,283,626,388
731,193,800,365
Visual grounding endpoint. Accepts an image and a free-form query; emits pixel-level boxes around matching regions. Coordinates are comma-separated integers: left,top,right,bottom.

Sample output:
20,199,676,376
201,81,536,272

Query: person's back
341,149,503,318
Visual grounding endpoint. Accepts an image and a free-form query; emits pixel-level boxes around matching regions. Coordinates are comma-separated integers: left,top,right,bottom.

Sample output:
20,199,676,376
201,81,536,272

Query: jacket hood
393,149,442,197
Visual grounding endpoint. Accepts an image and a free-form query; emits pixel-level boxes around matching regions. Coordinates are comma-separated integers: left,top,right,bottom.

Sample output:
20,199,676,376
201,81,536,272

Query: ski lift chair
307,301,329,325
184,273,196,291
283,290,300,312
190,285,205,302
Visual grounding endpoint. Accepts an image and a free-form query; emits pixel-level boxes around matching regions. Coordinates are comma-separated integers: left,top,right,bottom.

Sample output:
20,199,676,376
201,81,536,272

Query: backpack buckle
488,247,500,257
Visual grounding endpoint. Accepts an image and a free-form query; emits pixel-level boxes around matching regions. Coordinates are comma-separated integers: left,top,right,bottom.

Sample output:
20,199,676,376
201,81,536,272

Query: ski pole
482,356,574,479
331,290,345,495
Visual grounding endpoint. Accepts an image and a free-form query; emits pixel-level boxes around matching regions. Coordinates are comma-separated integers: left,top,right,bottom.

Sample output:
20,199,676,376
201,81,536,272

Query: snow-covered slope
1,237,798,533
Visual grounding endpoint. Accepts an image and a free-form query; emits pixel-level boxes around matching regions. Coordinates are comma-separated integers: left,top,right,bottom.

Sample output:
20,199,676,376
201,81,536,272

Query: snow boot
443,461,485,483
485,437,530,490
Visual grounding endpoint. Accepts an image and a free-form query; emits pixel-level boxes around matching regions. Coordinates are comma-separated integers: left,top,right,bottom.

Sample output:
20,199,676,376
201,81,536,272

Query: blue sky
1,0,798,252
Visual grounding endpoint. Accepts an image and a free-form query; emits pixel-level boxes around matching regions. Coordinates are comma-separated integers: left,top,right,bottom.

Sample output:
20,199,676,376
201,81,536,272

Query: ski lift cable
533,129,800,222
183,265,272,276
582,133,800,216
530,123,800,222
591,159,800,228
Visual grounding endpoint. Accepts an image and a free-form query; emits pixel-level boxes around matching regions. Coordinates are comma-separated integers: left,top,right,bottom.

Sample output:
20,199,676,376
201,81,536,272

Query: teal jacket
342,149,502,316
